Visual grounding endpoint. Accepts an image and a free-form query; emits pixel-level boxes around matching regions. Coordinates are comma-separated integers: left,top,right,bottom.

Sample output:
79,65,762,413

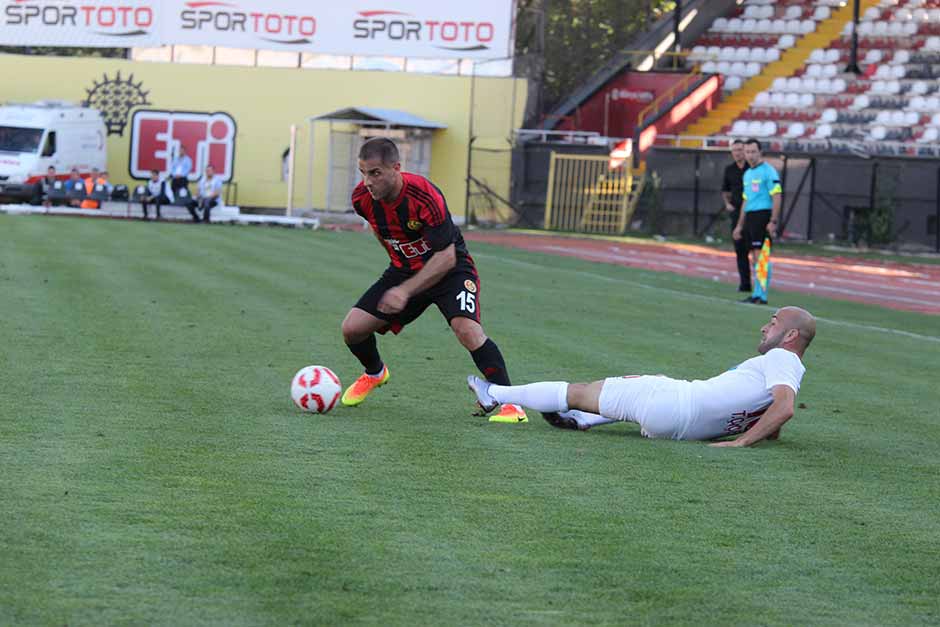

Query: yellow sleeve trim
769,184,782,195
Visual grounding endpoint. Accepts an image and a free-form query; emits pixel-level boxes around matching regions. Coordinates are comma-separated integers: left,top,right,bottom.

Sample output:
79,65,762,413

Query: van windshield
0,126,44,153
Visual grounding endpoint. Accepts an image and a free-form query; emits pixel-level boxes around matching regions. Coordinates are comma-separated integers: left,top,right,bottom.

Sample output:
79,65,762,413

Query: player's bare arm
710,384,795,447
768,193,782,238
377,243,457,314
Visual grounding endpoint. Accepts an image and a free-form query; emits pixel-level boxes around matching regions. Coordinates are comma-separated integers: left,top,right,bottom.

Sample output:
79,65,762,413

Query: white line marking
475,252,940,344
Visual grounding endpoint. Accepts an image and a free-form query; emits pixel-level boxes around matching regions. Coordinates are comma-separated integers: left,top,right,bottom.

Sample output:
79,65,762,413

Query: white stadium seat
908,96,926,111
786,20,802,34
830,78,846,94
754,91,771,106
771,19,787,34
765,48,780,63
825,49,840,64
813,124,833,139
786,76,802,91
873,22,888,37
918,127,939,143
859,22,874,36
875,110,892,125
770,92,786,107
702,61,718,74
863,8,880,21
864,49,883,64
869,125,887,141
784,93,800,107
761,121,777,137
850,95,869,110
757,18,773,33
904,111,920,126
785,122,805,138
807,64,823,78
820,108,838,124
731,120,750,135
745,62,760,77
772,77,788,91
891,65,906,80
931,112,940,127
725,76,743,91
747,120,763,136
809,49,826,64
800,20,815,34
891,50,910,65
720,46,736,61
717,61,732,75
713,17,728,32
742,19,758,33
778,35,796,49
734,47,751,62
785,5,803,20
911,81,929,96
890,110,906,126
800,93,815,108
813,6,831,21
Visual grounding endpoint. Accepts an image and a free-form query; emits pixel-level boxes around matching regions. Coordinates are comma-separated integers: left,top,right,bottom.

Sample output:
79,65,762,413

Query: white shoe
467,375,498,415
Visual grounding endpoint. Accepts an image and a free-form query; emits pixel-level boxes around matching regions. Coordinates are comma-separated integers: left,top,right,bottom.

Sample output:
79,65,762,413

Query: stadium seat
850,94,870,110
917,127,939,143
713,17,728,32
785,122,805,138
932,112,940,126
784,5,803,20
731,120,750,135
784,93,800,107
813,124,833,139
725,75,743,91
754,91,771,106
809,49,826,64
778,35,796,49
869,126,887,141
820,108,838,124
813,6,831,21
765,48,780,62
799,93,815,108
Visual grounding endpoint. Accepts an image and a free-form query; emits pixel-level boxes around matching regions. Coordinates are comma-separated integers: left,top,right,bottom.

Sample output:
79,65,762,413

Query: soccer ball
291,365,342,413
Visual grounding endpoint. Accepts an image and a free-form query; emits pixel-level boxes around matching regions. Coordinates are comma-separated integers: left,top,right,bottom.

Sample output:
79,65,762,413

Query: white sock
561,409,615,428
488,381,569,413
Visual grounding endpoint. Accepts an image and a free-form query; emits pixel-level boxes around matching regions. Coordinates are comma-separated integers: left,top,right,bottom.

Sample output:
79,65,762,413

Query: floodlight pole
845,0,861,74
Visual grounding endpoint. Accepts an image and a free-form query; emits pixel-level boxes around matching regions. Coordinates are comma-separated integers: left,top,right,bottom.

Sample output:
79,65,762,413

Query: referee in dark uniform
721,139,751,293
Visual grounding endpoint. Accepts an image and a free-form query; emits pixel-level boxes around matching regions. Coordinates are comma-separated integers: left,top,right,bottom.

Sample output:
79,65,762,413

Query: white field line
475,252,940,344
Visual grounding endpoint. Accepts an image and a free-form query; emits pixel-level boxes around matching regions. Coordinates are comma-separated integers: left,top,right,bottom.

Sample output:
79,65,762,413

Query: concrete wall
0,53,526,219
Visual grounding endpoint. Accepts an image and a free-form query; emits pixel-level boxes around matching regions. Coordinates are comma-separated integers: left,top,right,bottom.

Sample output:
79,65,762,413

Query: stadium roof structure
308,107,447,130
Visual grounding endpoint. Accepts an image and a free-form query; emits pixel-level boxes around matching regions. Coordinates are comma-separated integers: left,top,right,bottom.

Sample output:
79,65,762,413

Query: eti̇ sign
129,110,236,181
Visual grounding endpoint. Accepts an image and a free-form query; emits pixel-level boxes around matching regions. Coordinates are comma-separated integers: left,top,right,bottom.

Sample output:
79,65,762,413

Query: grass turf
2,214,939,626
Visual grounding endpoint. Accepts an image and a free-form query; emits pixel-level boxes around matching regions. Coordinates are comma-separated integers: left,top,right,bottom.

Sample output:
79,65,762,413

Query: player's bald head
777,306,816,350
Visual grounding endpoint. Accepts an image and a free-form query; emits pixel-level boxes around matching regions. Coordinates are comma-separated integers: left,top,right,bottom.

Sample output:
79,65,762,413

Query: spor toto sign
0,0,513,58
129,110,236,181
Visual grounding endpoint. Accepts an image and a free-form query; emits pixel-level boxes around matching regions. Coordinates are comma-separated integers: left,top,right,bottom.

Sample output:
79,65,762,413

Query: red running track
464,231,940,315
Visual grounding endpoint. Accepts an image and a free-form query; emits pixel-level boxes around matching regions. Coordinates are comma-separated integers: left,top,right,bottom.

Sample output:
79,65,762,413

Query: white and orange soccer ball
291,365,342,413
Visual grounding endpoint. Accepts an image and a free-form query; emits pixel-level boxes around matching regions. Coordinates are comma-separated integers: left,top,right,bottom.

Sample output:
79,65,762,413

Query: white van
0,101,106,203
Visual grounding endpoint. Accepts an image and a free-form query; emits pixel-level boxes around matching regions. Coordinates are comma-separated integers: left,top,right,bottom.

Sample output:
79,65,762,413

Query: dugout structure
306,107,447,212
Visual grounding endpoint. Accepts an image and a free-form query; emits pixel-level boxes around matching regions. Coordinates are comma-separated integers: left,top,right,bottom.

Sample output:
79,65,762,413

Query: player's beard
758,329,785,354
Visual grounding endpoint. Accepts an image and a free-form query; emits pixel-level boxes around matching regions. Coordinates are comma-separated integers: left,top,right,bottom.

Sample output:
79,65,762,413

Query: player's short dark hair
359,137,399,165
731,139,744,146
745,138,762,151
150,169,159,175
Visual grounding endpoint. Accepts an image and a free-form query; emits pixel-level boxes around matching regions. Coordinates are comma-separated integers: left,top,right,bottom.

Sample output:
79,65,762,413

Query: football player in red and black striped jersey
339,137,526,423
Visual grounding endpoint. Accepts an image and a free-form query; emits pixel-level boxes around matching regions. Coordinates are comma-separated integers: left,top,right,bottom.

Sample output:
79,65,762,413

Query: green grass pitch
2,214,939,625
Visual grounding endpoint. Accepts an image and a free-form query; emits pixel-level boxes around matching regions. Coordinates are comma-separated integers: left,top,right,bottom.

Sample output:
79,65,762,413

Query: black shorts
354,262,482,335
743,210,772,249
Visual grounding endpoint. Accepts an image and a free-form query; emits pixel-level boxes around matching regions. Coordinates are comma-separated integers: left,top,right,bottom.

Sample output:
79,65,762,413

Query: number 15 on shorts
456,291,476,313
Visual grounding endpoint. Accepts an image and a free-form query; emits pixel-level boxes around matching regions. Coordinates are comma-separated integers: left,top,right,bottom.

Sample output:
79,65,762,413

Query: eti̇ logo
129,110,236,181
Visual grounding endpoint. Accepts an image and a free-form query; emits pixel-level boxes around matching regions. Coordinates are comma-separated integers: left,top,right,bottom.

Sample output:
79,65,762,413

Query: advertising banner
0,0,514,59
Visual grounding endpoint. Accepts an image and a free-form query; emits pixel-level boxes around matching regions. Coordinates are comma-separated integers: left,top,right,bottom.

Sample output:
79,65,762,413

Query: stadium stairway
683,0,882,141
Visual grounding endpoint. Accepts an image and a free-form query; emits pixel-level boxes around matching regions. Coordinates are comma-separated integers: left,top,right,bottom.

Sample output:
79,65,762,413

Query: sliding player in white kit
467,307,815,447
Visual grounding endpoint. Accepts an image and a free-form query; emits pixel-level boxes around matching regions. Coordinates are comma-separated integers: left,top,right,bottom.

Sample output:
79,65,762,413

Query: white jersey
684,348,805,440
597,348,805,441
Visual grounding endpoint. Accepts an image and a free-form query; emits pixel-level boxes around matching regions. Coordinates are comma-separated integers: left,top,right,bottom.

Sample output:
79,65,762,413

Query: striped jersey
351,172,472,273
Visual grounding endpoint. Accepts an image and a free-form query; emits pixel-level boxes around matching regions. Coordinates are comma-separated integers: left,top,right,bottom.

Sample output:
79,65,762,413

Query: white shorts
598,375,693,440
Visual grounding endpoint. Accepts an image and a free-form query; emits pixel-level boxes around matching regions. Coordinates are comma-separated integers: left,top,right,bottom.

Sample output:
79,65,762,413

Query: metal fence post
807,158,816,241
693,151,700,235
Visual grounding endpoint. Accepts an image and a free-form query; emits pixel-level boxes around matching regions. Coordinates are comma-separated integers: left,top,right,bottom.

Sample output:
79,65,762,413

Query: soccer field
2,215,939,626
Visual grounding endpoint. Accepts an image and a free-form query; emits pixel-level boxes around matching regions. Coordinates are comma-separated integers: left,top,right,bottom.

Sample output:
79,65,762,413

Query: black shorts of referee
743,210,772,249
